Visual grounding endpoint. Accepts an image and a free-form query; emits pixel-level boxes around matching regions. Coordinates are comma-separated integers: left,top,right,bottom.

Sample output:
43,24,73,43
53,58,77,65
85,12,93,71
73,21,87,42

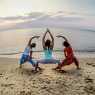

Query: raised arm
42,31,48,49
47,29,54,49
56,35,71,47
56,35,68,42
27,36,40,46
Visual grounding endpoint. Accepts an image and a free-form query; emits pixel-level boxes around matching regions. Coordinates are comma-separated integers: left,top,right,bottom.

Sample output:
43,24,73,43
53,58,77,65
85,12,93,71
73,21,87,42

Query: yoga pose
54,35,80,71
37,28,60,64
20,36,40,71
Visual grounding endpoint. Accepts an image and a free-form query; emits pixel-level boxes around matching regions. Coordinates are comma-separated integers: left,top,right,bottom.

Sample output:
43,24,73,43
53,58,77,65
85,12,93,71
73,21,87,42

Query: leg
37,59,48,64
28,58,36,66
50,59,60,64
37,59,50,70
19,55,27,68
73,57,80,69
34,62,42,71
28,59,41,71
54,59,68,70
38,59,60,64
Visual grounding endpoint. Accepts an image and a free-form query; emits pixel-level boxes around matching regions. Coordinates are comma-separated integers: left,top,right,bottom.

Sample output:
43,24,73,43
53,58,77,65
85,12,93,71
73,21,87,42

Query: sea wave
0,49,95,55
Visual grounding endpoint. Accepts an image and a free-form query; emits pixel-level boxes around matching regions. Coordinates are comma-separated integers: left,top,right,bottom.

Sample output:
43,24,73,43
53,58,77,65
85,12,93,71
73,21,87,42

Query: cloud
0,11,95,32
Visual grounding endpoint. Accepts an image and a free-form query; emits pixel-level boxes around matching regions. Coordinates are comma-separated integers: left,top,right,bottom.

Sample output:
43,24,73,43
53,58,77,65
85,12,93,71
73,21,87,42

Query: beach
0,0,95,94
0,57,95,95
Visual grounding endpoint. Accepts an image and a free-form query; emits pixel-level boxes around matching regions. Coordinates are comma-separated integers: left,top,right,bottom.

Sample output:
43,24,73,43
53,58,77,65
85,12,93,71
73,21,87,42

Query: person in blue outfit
20,36,40,71
37,28,60,64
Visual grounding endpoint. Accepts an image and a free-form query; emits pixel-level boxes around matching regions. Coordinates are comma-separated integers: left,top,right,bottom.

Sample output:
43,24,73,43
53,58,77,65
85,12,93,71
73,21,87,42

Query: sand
0,57,95,95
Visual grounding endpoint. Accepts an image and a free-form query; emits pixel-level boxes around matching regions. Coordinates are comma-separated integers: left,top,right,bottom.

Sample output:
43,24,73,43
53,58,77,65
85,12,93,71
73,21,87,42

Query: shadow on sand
16,67,44,76
53,68,83,77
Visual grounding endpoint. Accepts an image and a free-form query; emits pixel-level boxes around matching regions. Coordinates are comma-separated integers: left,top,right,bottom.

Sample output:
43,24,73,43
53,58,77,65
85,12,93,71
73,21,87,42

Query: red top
64,47,74,59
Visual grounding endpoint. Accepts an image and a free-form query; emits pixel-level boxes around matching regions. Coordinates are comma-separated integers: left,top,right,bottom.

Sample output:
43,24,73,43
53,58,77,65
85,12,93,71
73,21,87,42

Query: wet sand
0,57,95,95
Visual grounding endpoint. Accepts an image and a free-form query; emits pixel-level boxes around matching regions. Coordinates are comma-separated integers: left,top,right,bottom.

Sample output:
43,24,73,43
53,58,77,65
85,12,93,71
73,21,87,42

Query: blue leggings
20,54,36,65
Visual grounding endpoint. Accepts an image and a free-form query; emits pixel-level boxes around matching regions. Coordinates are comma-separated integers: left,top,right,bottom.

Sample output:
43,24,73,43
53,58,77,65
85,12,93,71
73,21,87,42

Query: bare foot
38,67,43,71
52,67,60,70
77,67,81,70
33,70,38,73
19,65,22,68
58,69,67,73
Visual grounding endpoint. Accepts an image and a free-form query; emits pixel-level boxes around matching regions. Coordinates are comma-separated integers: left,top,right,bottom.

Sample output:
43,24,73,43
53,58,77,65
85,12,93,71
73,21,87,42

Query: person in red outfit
54,35,80,71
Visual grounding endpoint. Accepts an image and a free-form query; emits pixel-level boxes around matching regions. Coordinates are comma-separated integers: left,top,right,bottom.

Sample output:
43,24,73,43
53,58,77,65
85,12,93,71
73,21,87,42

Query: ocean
0,28,95,59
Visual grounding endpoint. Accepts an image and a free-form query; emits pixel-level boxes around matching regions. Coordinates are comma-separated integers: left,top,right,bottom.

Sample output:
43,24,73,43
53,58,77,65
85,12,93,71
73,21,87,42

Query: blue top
44,48,52,59
23,46,32,56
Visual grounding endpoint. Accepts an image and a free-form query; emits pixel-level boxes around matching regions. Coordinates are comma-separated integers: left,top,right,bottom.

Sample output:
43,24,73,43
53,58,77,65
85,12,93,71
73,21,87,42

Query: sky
0,0,95,17
0,0,95,32
0,0,95,52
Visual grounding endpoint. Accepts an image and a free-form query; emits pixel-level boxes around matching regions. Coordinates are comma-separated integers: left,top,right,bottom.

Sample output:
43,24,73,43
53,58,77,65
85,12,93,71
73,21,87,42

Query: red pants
58,57,79,68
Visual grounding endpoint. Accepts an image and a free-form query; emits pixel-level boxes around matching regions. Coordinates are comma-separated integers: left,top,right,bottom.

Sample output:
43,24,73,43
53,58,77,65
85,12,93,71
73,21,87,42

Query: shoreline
0,51,95,59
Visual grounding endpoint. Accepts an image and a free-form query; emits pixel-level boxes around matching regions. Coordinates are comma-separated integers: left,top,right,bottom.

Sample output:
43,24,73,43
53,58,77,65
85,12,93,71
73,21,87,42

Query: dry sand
0,57,95,95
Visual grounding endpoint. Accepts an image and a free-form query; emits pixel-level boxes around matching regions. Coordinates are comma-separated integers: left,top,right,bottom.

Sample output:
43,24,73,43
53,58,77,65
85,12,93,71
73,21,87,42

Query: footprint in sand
84,76,95,94
86,63,95,67
19,91,26,95
19,90,31,95
1,83,14,87
0,73,3,77
84,77,94,83
84,84,95,94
